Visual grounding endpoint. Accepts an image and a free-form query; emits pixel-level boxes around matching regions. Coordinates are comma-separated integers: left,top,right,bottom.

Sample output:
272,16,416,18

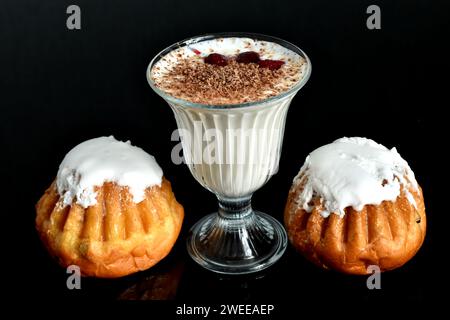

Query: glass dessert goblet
147,33,311,274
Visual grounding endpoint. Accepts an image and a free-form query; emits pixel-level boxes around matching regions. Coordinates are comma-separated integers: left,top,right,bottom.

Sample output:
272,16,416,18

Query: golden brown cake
35,137,184,278
284,137,426,274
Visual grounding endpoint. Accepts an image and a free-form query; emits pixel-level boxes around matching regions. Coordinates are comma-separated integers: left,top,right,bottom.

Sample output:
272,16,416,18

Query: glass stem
217,195,253,220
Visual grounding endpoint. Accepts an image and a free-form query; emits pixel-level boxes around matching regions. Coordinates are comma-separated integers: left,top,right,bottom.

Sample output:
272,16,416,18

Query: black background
2,0,448,315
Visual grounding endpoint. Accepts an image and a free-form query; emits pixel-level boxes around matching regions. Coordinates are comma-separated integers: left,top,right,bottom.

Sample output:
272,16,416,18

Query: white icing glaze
56,136,163,208
293,137,419,218
150,37,308,99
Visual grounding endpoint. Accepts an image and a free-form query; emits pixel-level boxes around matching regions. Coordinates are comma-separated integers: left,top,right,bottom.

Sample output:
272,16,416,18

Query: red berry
204,53,228,66
258,59,285,70
236,51,260,64
191,48,201,55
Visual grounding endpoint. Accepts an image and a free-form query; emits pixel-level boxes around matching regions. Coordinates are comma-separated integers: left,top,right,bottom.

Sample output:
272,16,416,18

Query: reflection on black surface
176,254,284,302
118,261,185,300
112,243,429,303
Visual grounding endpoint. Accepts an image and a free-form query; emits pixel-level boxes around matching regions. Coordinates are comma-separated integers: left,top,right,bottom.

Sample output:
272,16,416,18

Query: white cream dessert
148,35,311,198
147,35,311,274
174,102,290,197
57,136,163,208
293,137,419,218
150,37,308,105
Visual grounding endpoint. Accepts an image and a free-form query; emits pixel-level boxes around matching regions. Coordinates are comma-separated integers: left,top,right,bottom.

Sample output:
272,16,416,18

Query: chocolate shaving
153,57,304,105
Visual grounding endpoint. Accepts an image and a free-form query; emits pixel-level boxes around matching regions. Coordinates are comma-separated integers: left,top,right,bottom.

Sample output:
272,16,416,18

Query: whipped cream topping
293,137,419,218
56,136,163,208
150,37,308,104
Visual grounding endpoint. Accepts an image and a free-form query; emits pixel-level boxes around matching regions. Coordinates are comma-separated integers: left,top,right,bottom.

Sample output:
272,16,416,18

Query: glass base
186,209,287,275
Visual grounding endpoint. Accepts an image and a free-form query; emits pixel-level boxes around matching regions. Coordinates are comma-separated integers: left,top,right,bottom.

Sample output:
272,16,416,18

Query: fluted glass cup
147,33,311,274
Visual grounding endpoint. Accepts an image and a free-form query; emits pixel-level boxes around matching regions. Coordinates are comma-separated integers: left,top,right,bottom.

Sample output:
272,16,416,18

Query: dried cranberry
236,51,260,64
204,53,228,66
258,59,285,70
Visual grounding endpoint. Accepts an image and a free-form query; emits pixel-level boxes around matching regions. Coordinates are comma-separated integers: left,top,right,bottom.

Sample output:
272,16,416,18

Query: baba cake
36,136,184,278
284,137,426,274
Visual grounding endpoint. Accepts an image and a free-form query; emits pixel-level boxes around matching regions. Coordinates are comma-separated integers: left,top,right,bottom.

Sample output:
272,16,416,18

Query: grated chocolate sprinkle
152,56,305,105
